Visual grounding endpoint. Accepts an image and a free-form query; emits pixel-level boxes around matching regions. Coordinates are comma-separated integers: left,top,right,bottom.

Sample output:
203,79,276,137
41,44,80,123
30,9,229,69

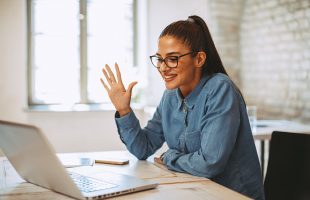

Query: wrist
160,152,165,161
118,108,131,117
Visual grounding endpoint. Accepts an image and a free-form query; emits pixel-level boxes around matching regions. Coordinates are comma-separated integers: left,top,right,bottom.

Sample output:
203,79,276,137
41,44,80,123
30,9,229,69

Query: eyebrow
156,52,181,57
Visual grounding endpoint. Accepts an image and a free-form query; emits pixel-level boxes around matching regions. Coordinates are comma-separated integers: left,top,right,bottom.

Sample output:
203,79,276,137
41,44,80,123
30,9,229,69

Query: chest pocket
185,130,201,153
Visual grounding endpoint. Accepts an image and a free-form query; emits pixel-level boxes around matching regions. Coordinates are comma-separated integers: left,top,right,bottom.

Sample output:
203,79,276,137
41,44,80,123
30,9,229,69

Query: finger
127,81,138,97
115,63,125,88
100,78,110,92
105,64,117,83
102,67,113,86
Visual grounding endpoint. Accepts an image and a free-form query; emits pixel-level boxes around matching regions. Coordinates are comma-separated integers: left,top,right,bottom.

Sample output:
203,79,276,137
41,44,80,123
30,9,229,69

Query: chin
165,82,178,90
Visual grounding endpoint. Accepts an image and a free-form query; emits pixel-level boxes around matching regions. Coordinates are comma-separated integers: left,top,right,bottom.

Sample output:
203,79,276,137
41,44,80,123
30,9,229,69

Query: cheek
178,65,196,78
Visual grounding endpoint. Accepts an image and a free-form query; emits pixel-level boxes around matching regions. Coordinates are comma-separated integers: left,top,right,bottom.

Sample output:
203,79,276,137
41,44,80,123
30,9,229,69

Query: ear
194,51,206,68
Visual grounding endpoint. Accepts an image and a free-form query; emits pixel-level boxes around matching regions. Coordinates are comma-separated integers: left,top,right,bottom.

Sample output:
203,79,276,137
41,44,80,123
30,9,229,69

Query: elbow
189,157,226,178
129,147,149,160
203,160,227,178
188,164,222,178
136,154,148,160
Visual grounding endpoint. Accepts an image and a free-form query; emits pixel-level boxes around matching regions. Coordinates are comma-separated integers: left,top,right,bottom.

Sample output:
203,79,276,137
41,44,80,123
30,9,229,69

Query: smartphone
95,158,129,165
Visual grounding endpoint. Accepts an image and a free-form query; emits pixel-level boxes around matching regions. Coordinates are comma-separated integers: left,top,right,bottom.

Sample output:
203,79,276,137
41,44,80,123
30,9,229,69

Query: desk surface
0,151,250,200
253,120,310,140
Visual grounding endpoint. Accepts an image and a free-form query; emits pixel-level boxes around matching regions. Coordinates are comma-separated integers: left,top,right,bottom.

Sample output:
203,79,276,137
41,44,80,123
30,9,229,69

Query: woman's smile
162,74,177,82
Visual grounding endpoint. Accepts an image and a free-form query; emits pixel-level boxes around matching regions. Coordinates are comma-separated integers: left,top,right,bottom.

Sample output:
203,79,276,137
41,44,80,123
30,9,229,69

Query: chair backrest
264,131,310,200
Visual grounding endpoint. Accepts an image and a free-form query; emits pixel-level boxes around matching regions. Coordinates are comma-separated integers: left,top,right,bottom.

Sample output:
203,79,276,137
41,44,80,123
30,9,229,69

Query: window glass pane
32,0,80,104
87,0,134,103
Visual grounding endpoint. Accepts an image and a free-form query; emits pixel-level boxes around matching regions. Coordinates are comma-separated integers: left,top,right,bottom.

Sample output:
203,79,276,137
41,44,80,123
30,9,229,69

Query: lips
162,74,177,82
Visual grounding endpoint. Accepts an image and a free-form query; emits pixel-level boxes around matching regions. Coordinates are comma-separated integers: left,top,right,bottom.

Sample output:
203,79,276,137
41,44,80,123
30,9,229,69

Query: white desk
253,120,310,175
0,151,250,200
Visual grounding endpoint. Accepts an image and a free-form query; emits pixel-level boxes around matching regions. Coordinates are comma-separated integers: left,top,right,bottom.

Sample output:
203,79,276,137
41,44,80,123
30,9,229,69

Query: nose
158,61,169,72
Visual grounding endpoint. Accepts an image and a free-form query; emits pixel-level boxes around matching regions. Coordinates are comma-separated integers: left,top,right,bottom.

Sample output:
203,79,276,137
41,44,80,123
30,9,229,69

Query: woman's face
156,35,202,97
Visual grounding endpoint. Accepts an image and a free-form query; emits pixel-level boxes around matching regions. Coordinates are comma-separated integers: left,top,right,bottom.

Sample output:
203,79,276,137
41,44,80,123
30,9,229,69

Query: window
28,0,142,108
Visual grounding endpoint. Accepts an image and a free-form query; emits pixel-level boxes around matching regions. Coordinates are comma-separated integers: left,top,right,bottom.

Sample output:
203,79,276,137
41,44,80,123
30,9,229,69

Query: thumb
127,81,138,97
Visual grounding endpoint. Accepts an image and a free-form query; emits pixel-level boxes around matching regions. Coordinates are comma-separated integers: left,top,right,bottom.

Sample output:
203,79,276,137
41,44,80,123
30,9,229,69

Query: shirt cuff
163,149,178,163
115,110,139,130
115,110,140,144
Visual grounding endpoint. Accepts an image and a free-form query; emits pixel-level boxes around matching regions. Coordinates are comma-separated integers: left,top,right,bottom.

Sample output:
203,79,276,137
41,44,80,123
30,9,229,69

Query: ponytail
187,15,228,76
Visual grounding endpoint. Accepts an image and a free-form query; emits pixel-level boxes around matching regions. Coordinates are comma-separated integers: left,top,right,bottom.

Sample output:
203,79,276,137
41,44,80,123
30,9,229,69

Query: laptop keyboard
69,172,117,193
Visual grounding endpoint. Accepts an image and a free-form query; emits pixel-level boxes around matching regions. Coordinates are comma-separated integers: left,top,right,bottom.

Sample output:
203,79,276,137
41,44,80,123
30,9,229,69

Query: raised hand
100,63,137,117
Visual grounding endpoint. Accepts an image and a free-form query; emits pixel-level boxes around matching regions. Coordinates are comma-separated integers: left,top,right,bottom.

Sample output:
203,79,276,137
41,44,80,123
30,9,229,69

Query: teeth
164,75,175,79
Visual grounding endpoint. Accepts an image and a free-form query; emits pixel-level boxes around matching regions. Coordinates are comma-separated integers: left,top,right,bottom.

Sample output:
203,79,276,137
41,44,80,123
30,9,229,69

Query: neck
179,71,202,97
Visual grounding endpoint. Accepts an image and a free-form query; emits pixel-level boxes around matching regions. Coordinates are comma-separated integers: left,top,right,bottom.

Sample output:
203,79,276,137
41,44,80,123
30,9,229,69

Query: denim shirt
115,73,265,200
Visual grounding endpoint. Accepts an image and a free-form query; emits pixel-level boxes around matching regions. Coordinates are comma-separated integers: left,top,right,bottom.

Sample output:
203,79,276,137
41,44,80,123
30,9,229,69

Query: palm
108,83,130,109
100,63,137,116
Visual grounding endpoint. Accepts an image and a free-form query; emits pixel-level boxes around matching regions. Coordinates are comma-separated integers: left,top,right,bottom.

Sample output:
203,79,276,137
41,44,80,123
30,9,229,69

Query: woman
101,15,264,200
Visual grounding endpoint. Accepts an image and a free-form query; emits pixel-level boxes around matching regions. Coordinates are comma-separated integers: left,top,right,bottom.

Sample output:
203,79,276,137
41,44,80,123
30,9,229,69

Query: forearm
163,149,226,178
115,111,164,160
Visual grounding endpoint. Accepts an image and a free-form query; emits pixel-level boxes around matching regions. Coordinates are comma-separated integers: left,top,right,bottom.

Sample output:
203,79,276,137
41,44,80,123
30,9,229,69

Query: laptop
0,120,158,199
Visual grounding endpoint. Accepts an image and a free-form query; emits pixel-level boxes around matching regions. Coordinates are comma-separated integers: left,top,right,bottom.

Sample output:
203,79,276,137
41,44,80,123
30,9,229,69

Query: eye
156,57,164,63
166,57,178,63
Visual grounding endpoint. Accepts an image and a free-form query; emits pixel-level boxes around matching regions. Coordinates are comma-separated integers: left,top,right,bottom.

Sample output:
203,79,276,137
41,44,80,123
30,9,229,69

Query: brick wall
208,0,310,122
240,0,310,122
208,0,245,87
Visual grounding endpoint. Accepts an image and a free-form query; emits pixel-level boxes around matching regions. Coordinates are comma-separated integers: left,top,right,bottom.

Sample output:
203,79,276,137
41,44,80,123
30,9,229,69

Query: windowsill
25,103,145,112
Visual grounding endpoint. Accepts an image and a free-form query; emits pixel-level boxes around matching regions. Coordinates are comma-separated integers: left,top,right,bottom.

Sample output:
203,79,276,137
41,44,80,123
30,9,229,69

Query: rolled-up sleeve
163,80,241,178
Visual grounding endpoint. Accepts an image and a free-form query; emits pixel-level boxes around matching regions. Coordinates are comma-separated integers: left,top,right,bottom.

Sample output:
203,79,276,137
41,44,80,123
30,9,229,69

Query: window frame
27,0,138,109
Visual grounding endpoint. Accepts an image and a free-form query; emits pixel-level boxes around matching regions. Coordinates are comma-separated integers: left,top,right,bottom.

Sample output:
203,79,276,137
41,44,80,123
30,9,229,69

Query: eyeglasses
149,52,194,69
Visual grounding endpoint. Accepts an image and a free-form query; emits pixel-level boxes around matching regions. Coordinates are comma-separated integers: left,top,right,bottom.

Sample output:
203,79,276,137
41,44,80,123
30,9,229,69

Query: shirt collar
176,75,210,110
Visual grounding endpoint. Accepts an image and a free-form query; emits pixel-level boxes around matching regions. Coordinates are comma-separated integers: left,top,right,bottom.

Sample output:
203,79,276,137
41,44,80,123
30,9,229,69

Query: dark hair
159,15,228,77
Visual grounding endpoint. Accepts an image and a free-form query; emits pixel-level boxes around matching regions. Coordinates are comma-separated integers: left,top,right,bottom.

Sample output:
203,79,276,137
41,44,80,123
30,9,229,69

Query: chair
264,131,310,200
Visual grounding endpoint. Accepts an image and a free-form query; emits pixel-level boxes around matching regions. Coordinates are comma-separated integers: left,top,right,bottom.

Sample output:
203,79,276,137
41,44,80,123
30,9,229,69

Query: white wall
0,0,210,155
0,0,27,123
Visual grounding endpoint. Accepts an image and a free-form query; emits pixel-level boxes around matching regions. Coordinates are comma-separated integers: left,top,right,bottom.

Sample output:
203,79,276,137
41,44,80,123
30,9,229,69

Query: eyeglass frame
149,51,196,69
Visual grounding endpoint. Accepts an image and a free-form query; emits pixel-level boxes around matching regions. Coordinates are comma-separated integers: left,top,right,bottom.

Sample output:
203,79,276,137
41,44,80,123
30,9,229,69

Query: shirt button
183,107,187,113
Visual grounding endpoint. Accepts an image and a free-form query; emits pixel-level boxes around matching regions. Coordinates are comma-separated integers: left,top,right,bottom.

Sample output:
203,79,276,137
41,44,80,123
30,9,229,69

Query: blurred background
0,0,309,154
